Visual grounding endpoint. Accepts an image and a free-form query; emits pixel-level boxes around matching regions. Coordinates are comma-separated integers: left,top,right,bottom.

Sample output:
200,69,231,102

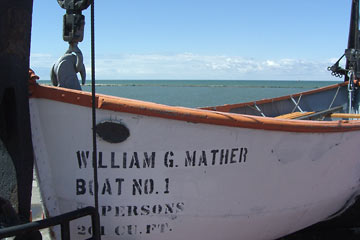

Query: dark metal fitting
63,13,85,43
57,0,92,11
345,48,360,62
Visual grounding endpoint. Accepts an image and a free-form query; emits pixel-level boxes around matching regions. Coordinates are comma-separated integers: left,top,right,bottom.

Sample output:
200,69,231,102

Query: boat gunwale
29,82,360,133
200,82,349,111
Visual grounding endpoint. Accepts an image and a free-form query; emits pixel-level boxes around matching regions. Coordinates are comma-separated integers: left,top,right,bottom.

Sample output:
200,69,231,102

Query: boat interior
201,82,358,121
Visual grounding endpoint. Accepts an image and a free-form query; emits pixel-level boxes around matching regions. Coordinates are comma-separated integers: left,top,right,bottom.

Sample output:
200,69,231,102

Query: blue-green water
38,80,341,108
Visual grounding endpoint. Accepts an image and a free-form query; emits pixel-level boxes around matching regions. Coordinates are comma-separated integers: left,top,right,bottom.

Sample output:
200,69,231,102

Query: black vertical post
90,1,101,239
0,0,34,221
345,0,359,81
347,0,359,50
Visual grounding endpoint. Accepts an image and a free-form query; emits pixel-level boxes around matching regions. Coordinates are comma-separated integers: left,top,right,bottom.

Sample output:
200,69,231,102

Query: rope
90,0,100,237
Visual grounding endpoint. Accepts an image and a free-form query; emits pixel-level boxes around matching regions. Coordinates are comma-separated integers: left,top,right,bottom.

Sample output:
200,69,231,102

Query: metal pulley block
63,13,85,43
57,0,92,43
57,0,92,12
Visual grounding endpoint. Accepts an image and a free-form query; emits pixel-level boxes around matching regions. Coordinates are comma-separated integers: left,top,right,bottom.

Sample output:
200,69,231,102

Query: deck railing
0,206,100,240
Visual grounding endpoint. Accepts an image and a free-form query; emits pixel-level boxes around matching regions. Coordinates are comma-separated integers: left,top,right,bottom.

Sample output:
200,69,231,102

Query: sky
30,0,352,81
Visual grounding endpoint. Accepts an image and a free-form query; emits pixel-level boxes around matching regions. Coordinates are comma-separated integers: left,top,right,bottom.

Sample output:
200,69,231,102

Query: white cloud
30,52,341,80
30,53,57,68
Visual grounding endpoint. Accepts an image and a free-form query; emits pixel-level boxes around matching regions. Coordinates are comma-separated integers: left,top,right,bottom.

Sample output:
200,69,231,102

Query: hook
66,43,86,85
50,43,86,89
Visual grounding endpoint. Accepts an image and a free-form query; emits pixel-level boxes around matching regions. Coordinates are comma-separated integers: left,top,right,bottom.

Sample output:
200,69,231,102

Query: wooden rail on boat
276,111,360,120
331,113,360,118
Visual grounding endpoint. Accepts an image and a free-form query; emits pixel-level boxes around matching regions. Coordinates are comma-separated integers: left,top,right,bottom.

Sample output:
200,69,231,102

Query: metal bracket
327,54,347,78
290,95,304,113
345,48,360,62
253,103,266,117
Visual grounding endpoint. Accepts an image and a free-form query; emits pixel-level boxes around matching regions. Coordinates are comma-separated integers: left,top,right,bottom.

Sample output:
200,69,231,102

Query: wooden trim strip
275,112,314,119
276,112,360,119
29,83,360,133
331,113,360,118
